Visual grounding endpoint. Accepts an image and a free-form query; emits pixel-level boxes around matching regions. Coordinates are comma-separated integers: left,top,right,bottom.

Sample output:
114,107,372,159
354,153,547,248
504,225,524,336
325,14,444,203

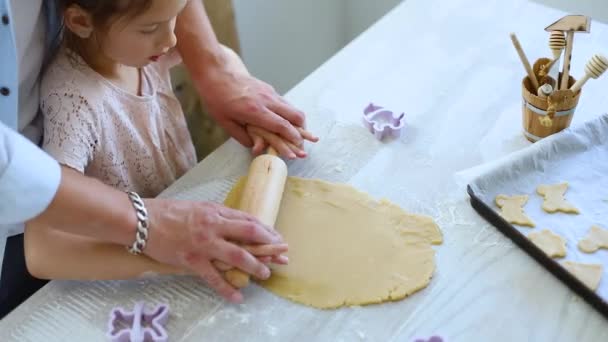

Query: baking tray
467,114,608,319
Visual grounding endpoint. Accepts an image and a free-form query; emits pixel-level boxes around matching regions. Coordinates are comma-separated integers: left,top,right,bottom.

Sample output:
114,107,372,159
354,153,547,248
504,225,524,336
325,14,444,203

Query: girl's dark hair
58,0,153,58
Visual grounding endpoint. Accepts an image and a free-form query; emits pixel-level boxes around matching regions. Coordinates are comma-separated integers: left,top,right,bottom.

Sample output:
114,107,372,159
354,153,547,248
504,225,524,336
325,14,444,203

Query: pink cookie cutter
106,302,169,342
362,102,406,140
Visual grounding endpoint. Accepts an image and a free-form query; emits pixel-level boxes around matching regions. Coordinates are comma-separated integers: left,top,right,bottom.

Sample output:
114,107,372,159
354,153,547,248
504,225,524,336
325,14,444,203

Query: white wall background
532,0,608,24
233,0,402,94
233,0,607,94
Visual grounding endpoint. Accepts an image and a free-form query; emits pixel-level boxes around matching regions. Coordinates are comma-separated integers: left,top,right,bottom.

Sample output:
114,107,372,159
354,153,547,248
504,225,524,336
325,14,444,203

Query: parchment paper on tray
466,113,608,319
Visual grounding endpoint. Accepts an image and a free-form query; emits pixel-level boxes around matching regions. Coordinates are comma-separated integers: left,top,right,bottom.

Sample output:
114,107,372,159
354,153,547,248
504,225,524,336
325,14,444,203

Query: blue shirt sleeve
0,121,61,224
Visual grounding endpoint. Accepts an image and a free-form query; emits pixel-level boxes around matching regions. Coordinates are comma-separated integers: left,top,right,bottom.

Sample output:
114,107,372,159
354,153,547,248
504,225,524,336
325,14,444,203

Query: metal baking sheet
467,114,608,319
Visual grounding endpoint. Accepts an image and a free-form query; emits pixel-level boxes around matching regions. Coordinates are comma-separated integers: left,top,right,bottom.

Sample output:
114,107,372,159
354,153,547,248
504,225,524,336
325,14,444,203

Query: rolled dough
527,229,566,258
495,195,535,227
536,182,579,214
562,261,603,291
578,225,608,253
224,177,443,309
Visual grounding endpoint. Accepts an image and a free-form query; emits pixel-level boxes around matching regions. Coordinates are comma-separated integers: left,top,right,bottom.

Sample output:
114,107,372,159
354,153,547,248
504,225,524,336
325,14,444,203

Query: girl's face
91,0,187,68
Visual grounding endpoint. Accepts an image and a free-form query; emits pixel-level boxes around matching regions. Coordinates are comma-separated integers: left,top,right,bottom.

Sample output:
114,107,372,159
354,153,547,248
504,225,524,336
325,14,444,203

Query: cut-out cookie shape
578,225,608,253
536,182,579,214
527,229,567,258
562,261,603,291
495,195,535,227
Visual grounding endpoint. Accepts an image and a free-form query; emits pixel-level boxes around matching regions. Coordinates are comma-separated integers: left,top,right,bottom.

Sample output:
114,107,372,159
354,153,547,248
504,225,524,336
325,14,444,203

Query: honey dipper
570,54,608,93
549,31,566,60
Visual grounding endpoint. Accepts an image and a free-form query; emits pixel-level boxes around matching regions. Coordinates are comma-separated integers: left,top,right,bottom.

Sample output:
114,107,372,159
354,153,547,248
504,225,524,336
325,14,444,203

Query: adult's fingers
267,98,306,128
244,243,288,256
188,258,243,303
216,208,282,245
222,120,253,147
213,240,271,280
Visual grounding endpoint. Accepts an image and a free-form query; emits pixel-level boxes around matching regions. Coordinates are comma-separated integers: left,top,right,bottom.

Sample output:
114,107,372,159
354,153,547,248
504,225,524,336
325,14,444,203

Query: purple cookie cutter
413,335,445,342
106,302,169,342
362,102,406,140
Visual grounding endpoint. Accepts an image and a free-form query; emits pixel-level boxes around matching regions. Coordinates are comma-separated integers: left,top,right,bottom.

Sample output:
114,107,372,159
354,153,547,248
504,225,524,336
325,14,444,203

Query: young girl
41,0,316,198
33,0,317,285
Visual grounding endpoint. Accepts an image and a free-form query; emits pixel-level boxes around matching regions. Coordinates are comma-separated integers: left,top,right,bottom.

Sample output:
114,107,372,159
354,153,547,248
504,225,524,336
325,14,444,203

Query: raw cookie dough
224,177,443,309
536,182,579,214
578,225,608,253
562,261,603,291
527,229,567,258
495,195,535,227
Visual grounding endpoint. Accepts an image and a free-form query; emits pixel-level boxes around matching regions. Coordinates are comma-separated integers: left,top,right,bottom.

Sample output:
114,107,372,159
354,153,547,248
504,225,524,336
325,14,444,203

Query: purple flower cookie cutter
106,302,170,342
362,102,406,140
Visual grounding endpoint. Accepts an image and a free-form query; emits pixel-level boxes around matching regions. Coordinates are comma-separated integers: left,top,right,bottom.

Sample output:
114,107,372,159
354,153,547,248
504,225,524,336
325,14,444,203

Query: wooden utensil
510,32,539,90
545,31,565,80
549,30,566,60
545,15,591,90
537,84,554,98
570,54,608,93
220,147,288,288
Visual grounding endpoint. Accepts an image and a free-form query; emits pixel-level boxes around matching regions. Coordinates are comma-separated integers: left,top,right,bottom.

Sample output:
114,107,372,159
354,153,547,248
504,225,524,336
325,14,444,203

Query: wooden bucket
521,59,581,142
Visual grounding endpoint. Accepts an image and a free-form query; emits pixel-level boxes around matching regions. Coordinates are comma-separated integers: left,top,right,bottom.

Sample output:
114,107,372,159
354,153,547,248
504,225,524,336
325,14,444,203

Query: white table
3,0,608,340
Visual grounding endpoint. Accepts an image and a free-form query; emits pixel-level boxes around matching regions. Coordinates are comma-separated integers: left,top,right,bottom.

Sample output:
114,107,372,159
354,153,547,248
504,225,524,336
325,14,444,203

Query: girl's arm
24,220,185,280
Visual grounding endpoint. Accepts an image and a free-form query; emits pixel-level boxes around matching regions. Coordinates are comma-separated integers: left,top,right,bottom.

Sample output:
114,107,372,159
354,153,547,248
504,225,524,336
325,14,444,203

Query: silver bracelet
126,191,149,255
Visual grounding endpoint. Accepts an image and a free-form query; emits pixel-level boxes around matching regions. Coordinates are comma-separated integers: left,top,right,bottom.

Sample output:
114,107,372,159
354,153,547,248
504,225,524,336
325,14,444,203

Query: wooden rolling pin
221,147,288,288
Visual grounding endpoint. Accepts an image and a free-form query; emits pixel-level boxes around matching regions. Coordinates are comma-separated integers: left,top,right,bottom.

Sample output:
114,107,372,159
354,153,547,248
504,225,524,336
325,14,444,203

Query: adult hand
197,69,306,149
175,2,307,153
143,199,285,303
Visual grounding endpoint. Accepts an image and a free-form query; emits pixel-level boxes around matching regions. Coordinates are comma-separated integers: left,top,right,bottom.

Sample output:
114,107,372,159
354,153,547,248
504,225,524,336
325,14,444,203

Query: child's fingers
251,133,266,156
214,260,233,271
246,125,268,156
249,125,307,158
286,140,307,158
271,255,289,265
297,127,319,143
248,126,296,159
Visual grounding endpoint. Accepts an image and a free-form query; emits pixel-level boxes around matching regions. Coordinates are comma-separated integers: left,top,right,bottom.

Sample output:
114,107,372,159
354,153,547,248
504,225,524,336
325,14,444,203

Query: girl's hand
247,125,319,159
